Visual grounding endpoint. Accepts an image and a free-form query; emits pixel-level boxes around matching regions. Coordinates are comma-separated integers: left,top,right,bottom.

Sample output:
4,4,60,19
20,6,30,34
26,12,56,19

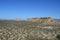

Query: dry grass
0,20,60,40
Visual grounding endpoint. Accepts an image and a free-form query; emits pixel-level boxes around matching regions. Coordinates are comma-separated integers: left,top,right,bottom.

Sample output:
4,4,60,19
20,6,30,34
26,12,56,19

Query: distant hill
54,19,60,22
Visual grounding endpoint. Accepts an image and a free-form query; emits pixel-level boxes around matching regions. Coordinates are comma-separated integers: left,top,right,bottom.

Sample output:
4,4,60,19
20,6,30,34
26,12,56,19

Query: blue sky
0,0,60,20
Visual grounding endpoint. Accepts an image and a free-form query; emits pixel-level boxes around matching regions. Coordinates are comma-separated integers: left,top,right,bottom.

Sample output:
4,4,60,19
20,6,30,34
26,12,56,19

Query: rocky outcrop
27,18,40,22
16,18,21,21
27,17,54,23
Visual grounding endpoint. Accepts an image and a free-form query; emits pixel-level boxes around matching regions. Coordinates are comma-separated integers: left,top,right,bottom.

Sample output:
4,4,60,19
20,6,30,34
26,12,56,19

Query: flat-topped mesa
40,17,52,19
16,18,21,21
27,17,54,23
40,17,54,23
27,18,40,22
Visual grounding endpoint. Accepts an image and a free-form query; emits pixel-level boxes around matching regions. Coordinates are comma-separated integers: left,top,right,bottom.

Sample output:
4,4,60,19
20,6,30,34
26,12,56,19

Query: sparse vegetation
0,20,60,40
